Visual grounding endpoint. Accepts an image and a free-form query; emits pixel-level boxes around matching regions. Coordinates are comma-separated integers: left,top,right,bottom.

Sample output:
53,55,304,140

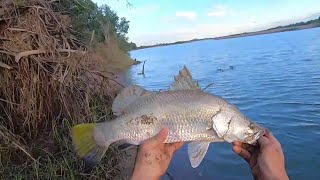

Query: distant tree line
271,16,320,30
57,0,137,52
136,16,320,50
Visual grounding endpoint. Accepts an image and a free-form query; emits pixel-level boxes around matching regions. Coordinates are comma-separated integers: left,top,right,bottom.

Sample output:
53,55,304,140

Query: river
128,27,320,180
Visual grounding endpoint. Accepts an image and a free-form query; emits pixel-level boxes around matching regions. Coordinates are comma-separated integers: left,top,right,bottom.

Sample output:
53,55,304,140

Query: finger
233,146,252,163
232,141,243,146
233,141,255,153
264,129,281,146
143,128,169,147
241,143,256,153
258,136,270,148
167,141,184,153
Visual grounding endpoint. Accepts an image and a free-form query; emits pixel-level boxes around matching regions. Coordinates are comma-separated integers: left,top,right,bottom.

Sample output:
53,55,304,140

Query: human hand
233,129,289,180
131,128,184,180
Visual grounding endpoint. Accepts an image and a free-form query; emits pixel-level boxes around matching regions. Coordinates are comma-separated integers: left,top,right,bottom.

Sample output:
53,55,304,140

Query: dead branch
7,28,36,34
0,98,20,105
90,30,95,46
0,50,15,56
0,61,13,69
138,60,146,75
15,49,46,62
202,82,215,91
15,49,86,62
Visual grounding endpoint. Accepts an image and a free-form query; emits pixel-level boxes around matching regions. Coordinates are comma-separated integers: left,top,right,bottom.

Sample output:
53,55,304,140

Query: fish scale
111,91,221,144
72,66,265,169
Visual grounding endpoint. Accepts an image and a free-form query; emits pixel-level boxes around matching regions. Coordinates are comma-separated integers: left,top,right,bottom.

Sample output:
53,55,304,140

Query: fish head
211,104,265,145
242,121,265,144
227,117,266,145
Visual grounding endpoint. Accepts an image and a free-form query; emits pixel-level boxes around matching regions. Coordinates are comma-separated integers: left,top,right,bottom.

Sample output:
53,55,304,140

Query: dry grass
0,116,126,180
92,40,136,71
0,0,129,179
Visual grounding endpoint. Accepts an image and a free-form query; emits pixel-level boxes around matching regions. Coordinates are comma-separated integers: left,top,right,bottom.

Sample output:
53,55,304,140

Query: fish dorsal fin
170,66,200,91
188,141,210,168
112,85,153,116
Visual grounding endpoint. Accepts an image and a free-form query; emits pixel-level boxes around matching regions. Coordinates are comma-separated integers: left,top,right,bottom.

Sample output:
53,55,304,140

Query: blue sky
93,0,320,46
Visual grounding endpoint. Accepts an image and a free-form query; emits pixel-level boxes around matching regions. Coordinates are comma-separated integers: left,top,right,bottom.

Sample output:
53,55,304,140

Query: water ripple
131,28,320,180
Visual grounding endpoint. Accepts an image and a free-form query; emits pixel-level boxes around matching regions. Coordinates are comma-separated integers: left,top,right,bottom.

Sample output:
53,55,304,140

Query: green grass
0,97,126,180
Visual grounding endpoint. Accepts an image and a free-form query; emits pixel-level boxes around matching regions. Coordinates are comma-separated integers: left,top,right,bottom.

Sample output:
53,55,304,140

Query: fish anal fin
112,85,154,116
170,66,200,91
188,141,210,168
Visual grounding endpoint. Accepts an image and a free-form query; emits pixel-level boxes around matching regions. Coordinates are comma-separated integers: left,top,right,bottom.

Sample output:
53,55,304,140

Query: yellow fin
72,123,107,168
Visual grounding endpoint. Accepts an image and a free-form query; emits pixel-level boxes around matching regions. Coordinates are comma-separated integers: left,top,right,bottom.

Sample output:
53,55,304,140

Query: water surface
129,28,320,180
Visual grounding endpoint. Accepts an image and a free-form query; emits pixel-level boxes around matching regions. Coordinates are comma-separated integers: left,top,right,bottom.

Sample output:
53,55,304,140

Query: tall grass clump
0,0,128,179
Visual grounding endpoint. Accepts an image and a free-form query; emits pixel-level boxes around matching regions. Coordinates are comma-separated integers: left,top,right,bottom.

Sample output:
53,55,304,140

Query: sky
92,0,320,46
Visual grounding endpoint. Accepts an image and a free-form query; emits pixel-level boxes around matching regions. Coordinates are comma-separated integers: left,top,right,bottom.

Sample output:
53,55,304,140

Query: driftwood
138,60,146,75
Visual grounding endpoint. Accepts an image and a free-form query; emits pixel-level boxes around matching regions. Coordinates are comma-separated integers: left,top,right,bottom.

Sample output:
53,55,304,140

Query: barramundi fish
72,66,265,168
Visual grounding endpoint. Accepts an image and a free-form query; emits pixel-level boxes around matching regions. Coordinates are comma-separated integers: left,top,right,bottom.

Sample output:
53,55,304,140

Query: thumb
143,128,169,148
258,136,270,149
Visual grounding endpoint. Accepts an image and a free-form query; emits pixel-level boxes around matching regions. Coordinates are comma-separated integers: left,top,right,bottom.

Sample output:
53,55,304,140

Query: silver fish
72,66,265,168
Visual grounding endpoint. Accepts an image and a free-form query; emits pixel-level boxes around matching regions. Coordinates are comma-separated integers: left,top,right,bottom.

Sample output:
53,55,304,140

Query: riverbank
136,21,320,50
0,0,136,179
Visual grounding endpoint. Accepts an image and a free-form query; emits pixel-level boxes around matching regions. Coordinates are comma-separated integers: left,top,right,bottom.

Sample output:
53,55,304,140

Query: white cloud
207,6,229,17
132,23,250,46
175,11,197,20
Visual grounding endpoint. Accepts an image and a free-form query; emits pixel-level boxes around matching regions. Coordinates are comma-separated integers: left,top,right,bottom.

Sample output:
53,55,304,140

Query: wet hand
131,128,184,180
233,129,289,180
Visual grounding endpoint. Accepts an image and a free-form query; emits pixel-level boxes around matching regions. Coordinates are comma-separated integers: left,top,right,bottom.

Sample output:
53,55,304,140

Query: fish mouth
247,129,265,145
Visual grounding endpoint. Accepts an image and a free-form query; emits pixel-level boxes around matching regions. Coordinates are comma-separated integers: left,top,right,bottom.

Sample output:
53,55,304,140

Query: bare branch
7,28,36,34
0,50,15,56
0,61,13,69
15,49,86,62
202,82,215,91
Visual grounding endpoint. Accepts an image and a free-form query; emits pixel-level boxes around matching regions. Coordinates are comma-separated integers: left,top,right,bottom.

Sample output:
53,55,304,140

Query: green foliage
58,0,136,52
273,16,320,29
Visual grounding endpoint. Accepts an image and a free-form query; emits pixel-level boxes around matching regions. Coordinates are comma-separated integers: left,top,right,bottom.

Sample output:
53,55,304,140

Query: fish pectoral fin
112,85,154,116
188,141,210,168
170,66,201,91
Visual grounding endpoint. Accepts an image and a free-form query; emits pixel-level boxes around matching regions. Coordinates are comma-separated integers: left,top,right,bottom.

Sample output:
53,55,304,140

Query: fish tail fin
72,123,109,168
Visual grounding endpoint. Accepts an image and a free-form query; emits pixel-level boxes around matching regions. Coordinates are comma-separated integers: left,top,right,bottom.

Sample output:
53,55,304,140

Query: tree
57,0,134,51
117,17,130,39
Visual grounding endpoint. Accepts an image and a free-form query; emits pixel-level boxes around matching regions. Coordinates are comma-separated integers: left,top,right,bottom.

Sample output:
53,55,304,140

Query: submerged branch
138,60,146,75
202,82,215,91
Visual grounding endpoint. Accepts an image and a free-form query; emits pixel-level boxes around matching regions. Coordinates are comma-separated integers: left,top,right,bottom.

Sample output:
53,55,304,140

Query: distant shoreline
135,23,320,50
214,24,320,40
